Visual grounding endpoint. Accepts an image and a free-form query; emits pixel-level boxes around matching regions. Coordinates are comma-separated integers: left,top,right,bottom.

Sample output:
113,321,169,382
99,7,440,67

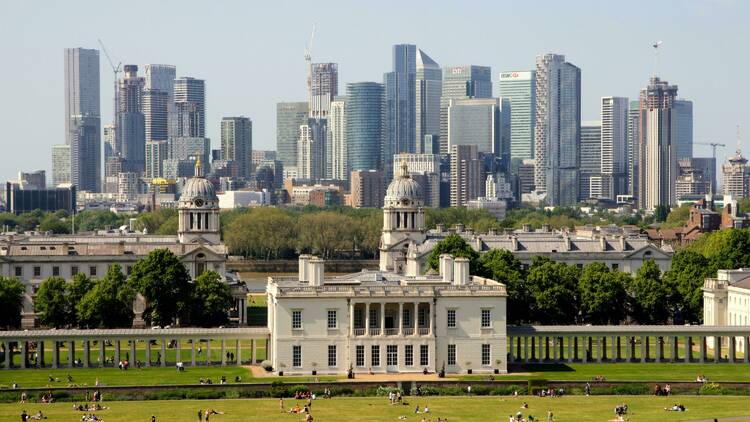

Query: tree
578,263,628,325
35,277,73,328
627,260,669,324
0,276,25,329
653,204,670,223
479,249,529,324
297,212,352,259
426,234,480,274
663,250,713,324
38,214,70,234
225,208,297,259
662,204,692,228
190,271,232,327
128,249,192,327
76,210,128,232
77,264,135,328
67,273,93,308
525,258,579,324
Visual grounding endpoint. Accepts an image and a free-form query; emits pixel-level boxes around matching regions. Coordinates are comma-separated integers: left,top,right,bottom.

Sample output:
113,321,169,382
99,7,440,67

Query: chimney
440,254,454,283
309,257,325,286
436,223,445,233
455,223,464,233
511,235,519,251
453,257,470,286
522,224,531,233
599,236,607,251
541,224,550,233
298,254,311,283
619,236,626,251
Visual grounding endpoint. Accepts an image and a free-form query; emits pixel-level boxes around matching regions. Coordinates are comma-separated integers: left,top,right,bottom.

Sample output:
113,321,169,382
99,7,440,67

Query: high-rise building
674,99,694,160
600,96,629,198
64,48,100,146
627,100,640,196
276,102,308,169
722,150,750,199
415,49,442,154
103,124,116,163
17,171,46,190
533,53,581,206
173,77,205,138
345,82,384,172
144,64,176,137
221,117,253,178
297,119,326,180
349,170,385,208
143,89,169,143
518,159,535,195
145,140,168,179
691,157,717,193
637,76,678,210
393,153,441,207
308,63,338,119
579,121,602,200
450,144,484,207
499,70,536,161
329,96,348,180
116,65,146,174
676,158,710,200
447,98,503,156
440,65,492,153
169,137,211,173
384,44,417,177
51,145,71,187
69,115,101,192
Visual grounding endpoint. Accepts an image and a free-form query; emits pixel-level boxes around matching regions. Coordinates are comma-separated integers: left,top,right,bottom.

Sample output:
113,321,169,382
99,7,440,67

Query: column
700,336,706,363
672,336,679,363
596,337,603,363
349,302,355,336
161,338,167,367
266,334,271,365
19,342,26,369
4,341,10,369
38,341,44,368
83,341,90,368
221,339,227,366
656,337,663,363
191,339,197,366
729,337,737,363
251,339,257,364
640,336,647,363
365,303,370,335
582,337,588,363
684,336,691,363
175,340,181,364
235,340,240,365
523,337,529,363
744,336,749,364
114,341,121,366
552,337,558,362
380,304,386,336
145,339,151,367
52,341,59,369
398,302,404,336
429,302,434,336
567,337,573,363
130,340,136,366
714,336,721,363
206,339,211,365
98,340,105,367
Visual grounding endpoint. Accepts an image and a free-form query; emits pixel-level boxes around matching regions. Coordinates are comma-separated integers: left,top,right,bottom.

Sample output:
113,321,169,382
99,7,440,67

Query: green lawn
1,396,750,421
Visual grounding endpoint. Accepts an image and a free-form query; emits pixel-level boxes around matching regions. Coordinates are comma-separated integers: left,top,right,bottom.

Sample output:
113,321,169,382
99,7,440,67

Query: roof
729,275,750,291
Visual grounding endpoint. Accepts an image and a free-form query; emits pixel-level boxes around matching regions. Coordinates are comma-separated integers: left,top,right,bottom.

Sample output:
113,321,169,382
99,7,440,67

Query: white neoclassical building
268,167,507,375
703,268,750,352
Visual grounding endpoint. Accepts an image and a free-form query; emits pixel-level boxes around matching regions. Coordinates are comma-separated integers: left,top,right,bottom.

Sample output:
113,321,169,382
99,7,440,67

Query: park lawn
461,362,750,382
1,396,750,421
0,366,339,389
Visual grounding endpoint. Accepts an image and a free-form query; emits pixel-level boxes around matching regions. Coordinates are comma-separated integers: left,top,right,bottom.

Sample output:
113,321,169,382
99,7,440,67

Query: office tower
440,65,492,153
422,134,440,154
383,44,417,177
691,157,717,193
297,119,326,180
51,145,71,187
329,96,348,180
103,124,116,162
534,53,581,206
416,49,442,154
450,144,484,206
350,170,385,208
627,100,640,196
64,48,100,146
346,82,384,172
308,63,338,119
104,156,124,193
579,121,602,200
722,150,750,199
69,114,101,192
169,137,211,166
601,96,629,198
144,64,176,136
116,65,146,174
676,159,710,200
674,99,694,160
18,171,46,190
499,70,536,161
143,89,169,143
173,77,205,138
145,140,168,179
637,76,678,210
276,102,308,169
393,153,441,176
255,159,284,189
447,98,505,156
221,117,253,178
518,159,535,194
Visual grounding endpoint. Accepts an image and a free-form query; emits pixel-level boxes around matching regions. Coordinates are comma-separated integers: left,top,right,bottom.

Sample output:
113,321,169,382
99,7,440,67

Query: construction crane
694,142,726,160
304,24,316,100
97,38,122,127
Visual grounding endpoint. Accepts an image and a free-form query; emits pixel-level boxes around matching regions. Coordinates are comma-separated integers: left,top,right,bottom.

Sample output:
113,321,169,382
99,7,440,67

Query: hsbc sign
500,71,532,81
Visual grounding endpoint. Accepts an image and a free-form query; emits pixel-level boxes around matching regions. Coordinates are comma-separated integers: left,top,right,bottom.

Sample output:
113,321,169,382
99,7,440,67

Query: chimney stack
453,257,470,286
298,254,311,283
440,254,454,283
309,257,325,286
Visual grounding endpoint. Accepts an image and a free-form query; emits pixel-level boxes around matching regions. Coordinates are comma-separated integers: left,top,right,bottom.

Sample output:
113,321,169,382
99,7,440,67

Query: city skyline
1,1,748,183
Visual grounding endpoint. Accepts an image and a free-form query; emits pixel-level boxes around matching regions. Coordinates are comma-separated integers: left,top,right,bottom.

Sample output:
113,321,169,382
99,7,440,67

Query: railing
418,328,430,336
353,329,365,336
384,329,399,336
403,328,414,336
369,328,380,336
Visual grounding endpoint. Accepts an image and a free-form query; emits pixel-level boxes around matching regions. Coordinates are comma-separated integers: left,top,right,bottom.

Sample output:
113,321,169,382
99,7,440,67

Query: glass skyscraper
439,65,492,153
674,99,693,160
579,121,602,200
499,70,535,161
384,44,416,175
276,102,308,168
346,82,384,172
65,47,100,192
415,49,441,154
221,117,253,178
173,77,206,138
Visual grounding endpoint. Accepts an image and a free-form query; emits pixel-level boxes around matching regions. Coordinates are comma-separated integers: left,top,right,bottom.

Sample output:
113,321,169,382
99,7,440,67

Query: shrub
699,382,722,395
375,386,401,396
605,384,651,395
260,360,273,371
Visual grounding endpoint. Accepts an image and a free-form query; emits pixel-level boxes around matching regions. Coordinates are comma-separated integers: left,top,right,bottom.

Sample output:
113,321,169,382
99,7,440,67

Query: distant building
674,99,694,161
627,100,640,196
169,137,211,170
350,170,385,208
329,96,348,180
103,124,116,163
499,70,535,161
145,140,168,179
309,63,338,119
173,77,206,138
447,98,502,155
415,50,441,154
518,159,535,195
144,64,176,137
251,150,277,172
4,182,76,215
467,175,507,219
722,150,750,199
142,89,169,143
692,157,717,194
384,44,417,175
579,121,602,200
297,119,326,180
346,82,384,172
51,145,71,187
17,171,46,190
600,96,629,198
221,117,253,178
450,144,484,207
440,65,492,153
276,102,308,169
69,114,101,192
217,190,271,208
676,159,710,200
116,65,146,174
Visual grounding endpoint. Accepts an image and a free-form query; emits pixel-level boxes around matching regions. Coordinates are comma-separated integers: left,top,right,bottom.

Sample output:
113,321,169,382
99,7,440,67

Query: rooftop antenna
97,38,122,129
652,40,663,76
737,125,743,155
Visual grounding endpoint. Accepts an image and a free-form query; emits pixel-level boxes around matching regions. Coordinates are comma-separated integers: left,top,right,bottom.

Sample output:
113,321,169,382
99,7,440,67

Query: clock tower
177,158,221,244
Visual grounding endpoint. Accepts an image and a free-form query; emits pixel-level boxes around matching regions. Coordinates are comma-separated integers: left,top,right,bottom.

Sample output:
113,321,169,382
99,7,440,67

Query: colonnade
349,302,434,337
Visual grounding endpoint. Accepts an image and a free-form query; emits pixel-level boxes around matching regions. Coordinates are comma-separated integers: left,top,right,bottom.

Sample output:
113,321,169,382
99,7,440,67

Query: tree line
0,249,232,329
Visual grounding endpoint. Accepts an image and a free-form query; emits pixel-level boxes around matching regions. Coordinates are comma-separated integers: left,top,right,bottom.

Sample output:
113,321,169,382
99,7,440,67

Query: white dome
385,161,422,203
181,177,217,203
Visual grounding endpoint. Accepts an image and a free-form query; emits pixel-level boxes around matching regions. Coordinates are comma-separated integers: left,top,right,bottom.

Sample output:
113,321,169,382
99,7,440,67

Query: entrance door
386,345,398,372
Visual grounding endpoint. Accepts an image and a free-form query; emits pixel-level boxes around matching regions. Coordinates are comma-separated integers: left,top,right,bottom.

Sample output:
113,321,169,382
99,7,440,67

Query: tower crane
97,38,122,127
304,25,316,98
694,142,726,160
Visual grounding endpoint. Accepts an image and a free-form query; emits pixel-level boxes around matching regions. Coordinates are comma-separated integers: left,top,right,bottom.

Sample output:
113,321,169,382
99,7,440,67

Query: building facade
450,145,484,207
600,96,629,199
440,65,492,153
64,48,100,147
384,44,417,174
579,121,602,200
142,89,169,144
328,97,348,180
221,117,253,178
51,145,71,187
276,102,308,170
346,82,384,172
145,140,169,179
116,65,146,174
350,170,385,208
308,63,338,119
447,98,502,155
69,114,101,192
415,49,441,154
674,99,694,161
173,77,206,138
722,151,749,199
499,70,535,161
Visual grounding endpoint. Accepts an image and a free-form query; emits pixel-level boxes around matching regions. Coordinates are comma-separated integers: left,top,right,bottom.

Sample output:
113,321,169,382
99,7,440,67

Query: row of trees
428,235,707,325
0,249,233,329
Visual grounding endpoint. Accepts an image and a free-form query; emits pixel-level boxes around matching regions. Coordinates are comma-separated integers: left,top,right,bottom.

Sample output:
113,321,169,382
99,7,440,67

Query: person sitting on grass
29,410,44,420
665,404,686,412
288,404,302,414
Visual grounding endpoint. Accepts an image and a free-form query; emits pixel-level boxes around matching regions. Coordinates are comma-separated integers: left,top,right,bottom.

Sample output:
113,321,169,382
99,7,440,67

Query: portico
350,301,434,337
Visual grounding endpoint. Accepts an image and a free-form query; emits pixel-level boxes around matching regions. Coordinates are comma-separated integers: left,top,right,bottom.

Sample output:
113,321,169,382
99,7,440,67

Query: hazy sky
1,0,748,183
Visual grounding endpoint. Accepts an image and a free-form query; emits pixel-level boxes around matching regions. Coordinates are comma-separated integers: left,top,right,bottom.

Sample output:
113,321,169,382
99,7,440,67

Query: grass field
1,396,749,421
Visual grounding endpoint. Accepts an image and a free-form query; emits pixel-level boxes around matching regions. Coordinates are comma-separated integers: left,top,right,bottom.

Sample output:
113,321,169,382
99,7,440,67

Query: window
386,345,398,366
403,308,411,327
292,310,302,330
447,309,456,328
612,263,619,271
328,345,337,367
356,345,365,367
52,266,60,277
33,266,41,277
89,266,97,277
354,308,364,328
404,345,413,366
447,344,456,366
481,309,492,328
420,345,429,367
418,307,426,327
369,308,378,328
71,266,79,276
14,267,22,277
371,345,380,367
482,344,491,366
327,310,337,329
126,266,132,275
292,345,302,367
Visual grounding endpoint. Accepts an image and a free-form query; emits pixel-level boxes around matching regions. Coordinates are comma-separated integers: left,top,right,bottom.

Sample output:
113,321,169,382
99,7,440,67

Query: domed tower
178,158,221,244
379,161,426,273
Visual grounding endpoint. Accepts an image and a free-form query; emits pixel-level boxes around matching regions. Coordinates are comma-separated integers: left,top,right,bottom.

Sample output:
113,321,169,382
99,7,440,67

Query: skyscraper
144,64,176,134
447,98,502,155
276,102,308,169
384,44,417,175
440,65,492,153
415,49,442,154
51,145,71,187
64,48,100,146
674,99,694,160
116,65,146,174
450,144,484,207
69,115,101,192
329,96,348,180
103,124,116,163
637,76,678,210
722,150,750,199
308,63,338,119
221,117,253,178
346,82,384,172
173,77,205,138
627,100,640,196
297,119,327,180
600,96,629,198
499,70,536,161
145,140,168,179
143,89,169,143
579,121,602,200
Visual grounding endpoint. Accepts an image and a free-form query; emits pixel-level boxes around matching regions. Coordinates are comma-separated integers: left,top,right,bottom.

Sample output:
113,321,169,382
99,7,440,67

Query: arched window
196,252,206,276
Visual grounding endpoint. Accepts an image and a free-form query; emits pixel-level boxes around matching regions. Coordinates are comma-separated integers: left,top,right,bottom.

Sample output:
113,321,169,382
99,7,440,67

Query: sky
0,0,748,184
